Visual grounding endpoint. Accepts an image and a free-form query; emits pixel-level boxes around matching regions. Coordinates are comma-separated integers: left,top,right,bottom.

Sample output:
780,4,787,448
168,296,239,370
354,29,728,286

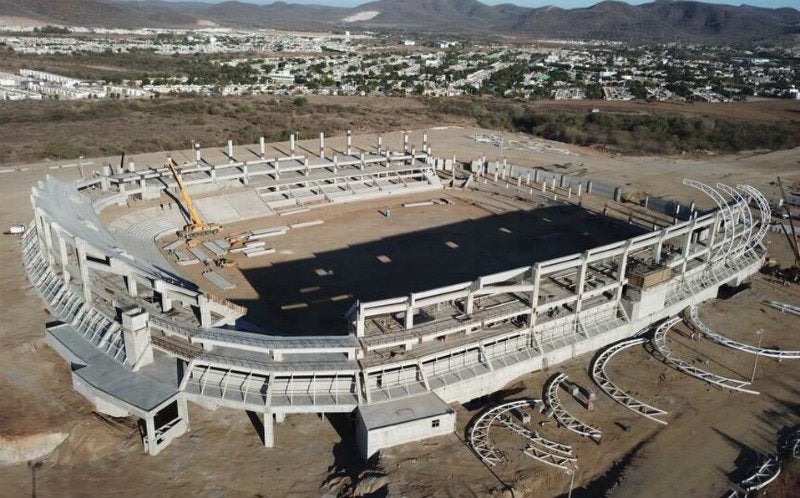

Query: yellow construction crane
166,157,222,240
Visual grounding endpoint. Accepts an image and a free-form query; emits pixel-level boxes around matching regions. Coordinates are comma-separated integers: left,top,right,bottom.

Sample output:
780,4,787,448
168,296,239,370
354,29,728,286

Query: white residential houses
0,69,151,100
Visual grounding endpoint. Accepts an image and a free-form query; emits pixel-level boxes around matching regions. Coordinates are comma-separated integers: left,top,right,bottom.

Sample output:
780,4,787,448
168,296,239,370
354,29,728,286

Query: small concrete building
355,392,455,459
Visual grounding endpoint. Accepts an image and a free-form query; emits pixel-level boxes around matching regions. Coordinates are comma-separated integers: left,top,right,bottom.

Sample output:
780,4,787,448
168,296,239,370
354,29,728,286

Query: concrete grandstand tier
21,137,769,458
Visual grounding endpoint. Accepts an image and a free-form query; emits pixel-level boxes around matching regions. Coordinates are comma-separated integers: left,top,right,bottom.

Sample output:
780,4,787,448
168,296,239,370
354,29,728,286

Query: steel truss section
784,429,800,459
683,179,735,263
651,316,759,395
590,337,668,424
544,373,602,442
716,183,754,259
468,398,574,468
688,305,800,359
496,417,576,473
739,455,781,492
737,184,771,249
765,300,800,318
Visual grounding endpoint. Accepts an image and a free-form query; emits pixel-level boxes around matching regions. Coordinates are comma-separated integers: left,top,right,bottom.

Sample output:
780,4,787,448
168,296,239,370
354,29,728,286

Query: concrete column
359,152,365,170
528,264,541,329
274,412,286,423
42,220,55,264
319,132,325,159
404,302,414,329
355,310,365,338
121,308,153,371
128,161,135,172
259,136,266,156
422,133,428,151
198,295,211,328
586,180,593,194
377,135,382,154
139,177,147,200
304,159,310,176
403,131,409,153
705,212,721,263
195,144,202,162
227,140,234,162
145,414,158,455
262,411,274,447
154,280,173,312
290,134,296,155
125,270,138,297
242,163,249,185
56,231,70,284
274,161,280,180
681,218,697,274
654,229,668,265
346,129,352,155
574,252,589,314
615,241,632,302
75,238,91,303
332,156,338,174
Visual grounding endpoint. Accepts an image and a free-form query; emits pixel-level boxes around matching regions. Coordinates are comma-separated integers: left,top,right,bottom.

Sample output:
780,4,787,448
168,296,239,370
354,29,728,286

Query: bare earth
0,127,798,497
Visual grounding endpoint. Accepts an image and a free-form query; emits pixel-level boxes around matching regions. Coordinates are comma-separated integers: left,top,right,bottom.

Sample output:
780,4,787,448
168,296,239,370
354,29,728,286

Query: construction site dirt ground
0,128,798,497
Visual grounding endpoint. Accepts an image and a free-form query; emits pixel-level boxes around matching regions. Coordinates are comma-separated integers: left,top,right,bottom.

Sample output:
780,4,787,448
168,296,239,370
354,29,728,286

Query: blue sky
170,0,800,8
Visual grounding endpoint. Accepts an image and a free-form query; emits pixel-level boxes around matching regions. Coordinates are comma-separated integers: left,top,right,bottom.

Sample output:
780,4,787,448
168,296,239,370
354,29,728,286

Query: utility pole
750,328,765,383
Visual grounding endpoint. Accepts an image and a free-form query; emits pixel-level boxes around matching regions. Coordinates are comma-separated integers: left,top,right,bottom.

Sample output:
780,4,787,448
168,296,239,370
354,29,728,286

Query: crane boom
166,158,221,239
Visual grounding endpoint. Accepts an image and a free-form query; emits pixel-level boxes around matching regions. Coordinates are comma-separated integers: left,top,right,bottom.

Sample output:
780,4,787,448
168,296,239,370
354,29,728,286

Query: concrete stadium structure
20,133,771,459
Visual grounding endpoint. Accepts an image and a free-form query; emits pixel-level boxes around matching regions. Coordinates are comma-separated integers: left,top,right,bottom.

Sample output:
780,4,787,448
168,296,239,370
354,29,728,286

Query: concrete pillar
290,134,295,155
403,131,409,153
422,133,428,151
528,264,541,330
75,238,91,303
262,411,274,447
681,218,697,274
346,129,352,155
42,220,54,264
355,311,365,338
259,136,265,156
359,152,365,170
154,280,173,312
274,161,280,180
304,159,310,176
227,140,234,162
404,302,414,329
242,163,249,185
128,161,135,173
654,229,668,265
377,135,382,154
198,295,211,328
574,252,588,314
56,231,70,284
195,144,201,162
586,180,593,194
274,412,286,423
121,308,153,371
616,241,632,302
125,271,138,297
145,415,158,454
577,184,582,197
139,177,147,199
319,132,325,159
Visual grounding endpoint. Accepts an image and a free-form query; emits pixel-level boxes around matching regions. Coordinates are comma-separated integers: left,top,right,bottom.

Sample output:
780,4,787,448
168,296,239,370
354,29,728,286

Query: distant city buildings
0,26,797,102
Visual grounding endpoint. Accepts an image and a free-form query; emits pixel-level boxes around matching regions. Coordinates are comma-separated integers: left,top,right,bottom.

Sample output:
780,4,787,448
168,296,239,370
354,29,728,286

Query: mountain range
3,0,799,44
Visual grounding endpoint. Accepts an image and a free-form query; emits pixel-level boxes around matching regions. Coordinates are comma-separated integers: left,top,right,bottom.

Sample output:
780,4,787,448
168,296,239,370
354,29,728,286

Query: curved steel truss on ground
687,305,800,360
496,416,576,472
683,179,736,263
468,398,575,469
590,338,668,425
651,316,759,395
544,373,602,442
740,455,782,492
766,300,800,318
781,428,800,460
